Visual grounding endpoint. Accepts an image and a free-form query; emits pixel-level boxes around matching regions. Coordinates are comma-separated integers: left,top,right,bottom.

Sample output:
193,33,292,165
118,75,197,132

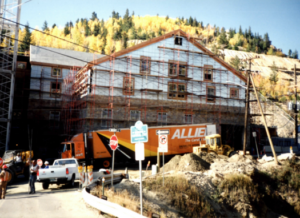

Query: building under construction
61,29,247,150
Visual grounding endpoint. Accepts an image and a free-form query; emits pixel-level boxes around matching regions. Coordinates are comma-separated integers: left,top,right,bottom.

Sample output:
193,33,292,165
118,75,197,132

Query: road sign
109,128,121,132
156,130,170,135
110,135,118,151
130,121,148,143
135,142,145,161
0,157,3,167
37,159,43,167
158,135,168,153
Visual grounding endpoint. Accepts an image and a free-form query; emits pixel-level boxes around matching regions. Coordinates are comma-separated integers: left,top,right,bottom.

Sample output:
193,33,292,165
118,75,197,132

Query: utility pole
294,64,298,147
250,73,278,165
243,59,252,155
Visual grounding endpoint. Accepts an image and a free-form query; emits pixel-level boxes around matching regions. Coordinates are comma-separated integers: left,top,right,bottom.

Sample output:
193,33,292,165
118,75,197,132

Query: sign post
131,121,148,216
157,130,169,186
109,134,118,187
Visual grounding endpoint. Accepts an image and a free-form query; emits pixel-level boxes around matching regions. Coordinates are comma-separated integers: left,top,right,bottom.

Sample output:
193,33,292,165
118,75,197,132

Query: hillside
12,10,298,59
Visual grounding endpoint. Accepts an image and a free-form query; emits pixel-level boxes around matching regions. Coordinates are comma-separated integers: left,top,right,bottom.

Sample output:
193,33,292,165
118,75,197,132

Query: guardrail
82,173,145,218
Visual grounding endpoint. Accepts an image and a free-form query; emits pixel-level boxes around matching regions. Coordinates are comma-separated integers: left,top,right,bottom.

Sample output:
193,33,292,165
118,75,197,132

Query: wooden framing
230,87,239,99
206,86,215,103
203,65,213,82
50,81,61,98
139,56,151,74
168,82,187,100
123,77,135,95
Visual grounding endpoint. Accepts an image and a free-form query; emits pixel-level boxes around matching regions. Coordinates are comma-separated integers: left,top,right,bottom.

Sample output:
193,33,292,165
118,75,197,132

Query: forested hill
13,9,298,59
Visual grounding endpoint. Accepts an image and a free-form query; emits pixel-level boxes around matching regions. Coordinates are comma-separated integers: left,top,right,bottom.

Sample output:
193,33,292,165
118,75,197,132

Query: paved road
0,178,104,218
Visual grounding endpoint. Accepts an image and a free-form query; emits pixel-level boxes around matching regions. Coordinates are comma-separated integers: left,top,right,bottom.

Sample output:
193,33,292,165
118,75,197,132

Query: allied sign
109,128,121,132
158,135,168,153
130,121,148,143
37,159,43,167
110,135,118,151
135,143,145,161
0,157,3,167
156,129,170,135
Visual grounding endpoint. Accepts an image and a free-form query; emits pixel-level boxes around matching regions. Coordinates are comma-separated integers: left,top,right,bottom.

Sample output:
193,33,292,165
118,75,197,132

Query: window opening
49,111,60,121
174,36,182,46
207,87,215,102
123,77,134,95
130,110,140,120
230,88,239,98
52,68,62,77
140,56,151,74
185,114,192,123
102,109,113,118
157,112,167,122
168,83,186,100
50,82,61,98
204,65,213,81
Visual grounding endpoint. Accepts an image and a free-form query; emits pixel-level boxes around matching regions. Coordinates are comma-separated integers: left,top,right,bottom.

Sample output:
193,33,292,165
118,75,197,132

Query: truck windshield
216,138,221,147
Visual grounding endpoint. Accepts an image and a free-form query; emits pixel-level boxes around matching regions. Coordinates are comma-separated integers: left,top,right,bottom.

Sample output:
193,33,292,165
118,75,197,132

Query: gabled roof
83,29,247,82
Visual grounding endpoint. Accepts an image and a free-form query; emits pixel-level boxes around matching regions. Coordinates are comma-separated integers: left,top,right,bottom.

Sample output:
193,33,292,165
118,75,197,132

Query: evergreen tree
42,21,49,31
158,27,162,36
166,15,169,21
292,50,298,59
69,21,74,28
93,24,100,36
218,28,228,45
263,33,271,51
124,9,130,20
122,31,128,49
64,22,70,36
248,26,252,38
91,12,98,21
288,49,292,58
20,23,31,52
239,25,243,35
188,16,193,26
269,61,278,84
52,23,56,29
229,56,243,71
85,24,91,36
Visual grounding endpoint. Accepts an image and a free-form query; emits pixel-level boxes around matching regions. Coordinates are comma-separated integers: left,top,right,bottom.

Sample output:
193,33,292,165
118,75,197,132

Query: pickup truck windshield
54,160,76,165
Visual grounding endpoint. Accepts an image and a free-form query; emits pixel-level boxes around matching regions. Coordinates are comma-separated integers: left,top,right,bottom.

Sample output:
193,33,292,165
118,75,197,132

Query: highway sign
37,159,43,167
110,135,118,151
135,142,145,161
158,135,168,153
109,128,121,132
156,129,170,135
0,157,3,167
130,121,148,143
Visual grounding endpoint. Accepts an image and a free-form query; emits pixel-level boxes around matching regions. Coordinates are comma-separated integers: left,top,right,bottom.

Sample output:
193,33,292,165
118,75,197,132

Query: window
102,109,113,118
230,88,239,99
101,120,112,128
168,61,187,77
49,111,60,121
130,110,140,120
204,65,213,81
168,82,187,100
50,82,61,98
52,68,62,77
174,36,182,46
157,112,167,122
123,77,134,95
140,56,151,74
185,114,193,124
16,62,27,69
207,86,215,102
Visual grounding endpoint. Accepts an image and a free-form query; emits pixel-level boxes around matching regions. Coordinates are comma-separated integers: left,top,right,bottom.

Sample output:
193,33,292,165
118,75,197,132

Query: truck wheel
42,182,49,189
7,169,15,185
103,160,110,168
69,175,75,187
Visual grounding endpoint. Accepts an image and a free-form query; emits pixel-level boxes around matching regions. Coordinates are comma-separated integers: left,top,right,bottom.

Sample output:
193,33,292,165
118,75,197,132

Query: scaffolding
61,31,247,144
0,0,21,151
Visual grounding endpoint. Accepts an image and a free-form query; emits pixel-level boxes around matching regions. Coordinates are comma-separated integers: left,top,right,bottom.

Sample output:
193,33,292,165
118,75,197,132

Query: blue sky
20,0,300,55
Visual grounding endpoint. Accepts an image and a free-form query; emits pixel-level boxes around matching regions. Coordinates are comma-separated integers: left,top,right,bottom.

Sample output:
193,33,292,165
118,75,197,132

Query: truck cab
61,142,75,159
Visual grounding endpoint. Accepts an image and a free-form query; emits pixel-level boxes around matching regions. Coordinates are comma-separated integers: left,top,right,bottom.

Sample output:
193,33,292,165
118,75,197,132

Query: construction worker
29,160,39,194
0,165,11,199
43,161,49,169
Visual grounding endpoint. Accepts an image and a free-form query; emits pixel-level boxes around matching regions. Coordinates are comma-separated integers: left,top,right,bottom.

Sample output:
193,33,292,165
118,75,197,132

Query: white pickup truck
37,158,79,189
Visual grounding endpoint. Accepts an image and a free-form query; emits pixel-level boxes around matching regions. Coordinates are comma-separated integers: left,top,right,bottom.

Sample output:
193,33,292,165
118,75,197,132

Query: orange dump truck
61,124,216,168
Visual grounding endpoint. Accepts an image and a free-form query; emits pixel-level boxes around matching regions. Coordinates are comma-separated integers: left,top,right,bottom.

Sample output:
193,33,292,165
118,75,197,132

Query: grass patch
218,174,261,206
143,176,217,218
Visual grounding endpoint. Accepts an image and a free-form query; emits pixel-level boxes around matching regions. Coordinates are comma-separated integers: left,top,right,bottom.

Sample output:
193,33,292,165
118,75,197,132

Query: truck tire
69,175,75,187
7,169,15,185
42,182,49,189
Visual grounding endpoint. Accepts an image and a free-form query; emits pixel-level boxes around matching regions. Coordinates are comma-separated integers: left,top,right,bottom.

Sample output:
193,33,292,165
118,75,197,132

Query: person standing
0,165,11,199
29,160,39,194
